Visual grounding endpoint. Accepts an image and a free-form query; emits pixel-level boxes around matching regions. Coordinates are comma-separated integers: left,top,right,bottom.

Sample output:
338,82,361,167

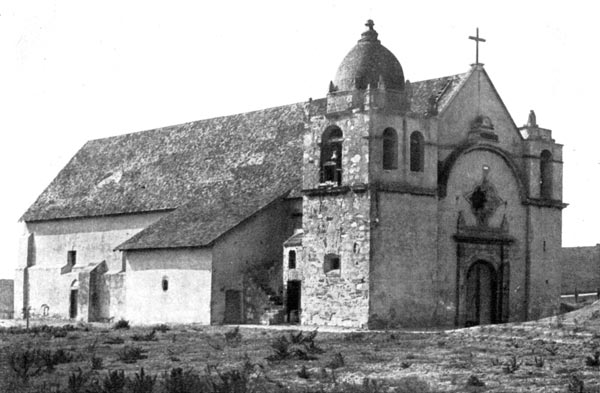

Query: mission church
15,21,565,328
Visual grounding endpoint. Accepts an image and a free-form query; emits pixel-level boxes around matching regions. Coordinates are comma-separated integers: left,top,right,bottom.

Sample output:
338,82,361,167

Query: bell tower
298,20,414,327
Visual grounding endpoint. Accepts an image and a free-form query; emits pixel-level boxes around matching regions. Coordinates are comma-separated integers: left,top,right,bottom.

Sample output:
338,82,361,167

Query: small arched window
320,127,343,185
288,250,297,269
540,150,553,199
324,254,341,274
410,131,424,172
162,276,169,292
382,128,398,170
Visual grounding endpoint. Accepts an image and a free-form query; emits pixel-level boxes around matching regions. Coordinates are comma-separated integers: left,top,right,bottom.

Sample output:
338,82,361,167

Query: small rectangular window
68,250,77,266
288,250,297,269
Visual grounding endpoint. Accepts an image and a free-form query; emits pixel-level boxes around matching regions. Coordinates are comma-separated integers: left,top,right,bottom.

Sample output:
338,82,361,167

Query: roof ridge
88,99,326,143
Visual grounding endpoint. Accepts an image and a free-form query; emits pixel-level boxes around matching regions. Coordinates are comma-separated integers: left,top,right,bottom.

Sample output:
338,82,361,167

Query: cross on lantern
468,27,486,65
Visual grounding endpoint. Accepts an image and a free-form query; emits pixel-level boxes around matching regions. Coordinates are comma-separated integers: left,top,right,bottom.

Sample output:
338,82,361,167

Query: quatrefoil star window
465,179,503,226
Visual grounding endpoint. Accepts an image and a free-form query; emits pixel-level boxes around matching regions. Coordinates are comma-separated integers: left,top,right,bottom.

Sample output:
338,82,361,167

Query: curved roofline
438,143,528,201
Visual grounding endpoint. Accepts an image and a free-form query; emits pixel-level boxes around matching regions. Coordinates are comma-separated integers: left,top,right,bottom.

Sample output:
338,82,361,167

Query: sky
0,1,598,279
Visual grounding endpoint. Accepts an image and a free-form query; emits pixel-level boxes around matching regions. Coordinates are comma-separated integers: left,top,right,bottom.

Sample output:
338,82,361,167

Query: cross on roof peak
468,27,486,66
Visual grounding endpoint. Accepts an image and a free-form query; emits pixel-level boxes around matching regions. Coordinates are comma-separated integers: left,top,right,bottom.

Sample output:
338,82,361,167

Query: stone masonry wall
301,192,370,328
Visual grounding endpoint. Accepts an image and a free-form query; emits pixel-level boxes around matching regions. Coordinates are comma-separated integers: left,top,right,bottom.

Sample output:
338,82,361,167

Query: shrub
132,330,157,342
267,330,323,361
224,326,242,347
153,324,170,333
568,374,585,393
128,368,156,393
91,356,104,370
534,356,545,368
67,368,89,393
102,370,127,393
113,319,130,330
162,368,205,393
585,351,600,367
297,365,310,379
502,355,521,374
466,375,485,387
393,376,432,393
38,348,74,371
117,346,147,364
104,336,125,345
326,352,345,369
7,347,43,382
545,344,559,356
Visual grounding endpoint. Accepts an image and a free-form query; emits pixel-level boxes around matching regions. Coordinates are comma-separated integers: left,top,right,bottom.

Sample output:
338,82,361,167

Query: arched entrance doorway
69,280,79,319
465,261,497,326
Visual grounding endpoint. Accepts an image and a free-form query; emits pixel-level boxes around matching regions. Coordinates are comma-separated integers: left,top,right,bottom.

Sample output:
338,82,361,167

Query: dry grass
3,305,600,392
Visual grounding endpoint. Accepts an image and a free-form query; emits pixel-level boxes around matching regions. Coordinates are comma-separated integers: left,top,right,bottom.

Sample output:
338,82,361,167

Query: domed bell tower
298,20,414,328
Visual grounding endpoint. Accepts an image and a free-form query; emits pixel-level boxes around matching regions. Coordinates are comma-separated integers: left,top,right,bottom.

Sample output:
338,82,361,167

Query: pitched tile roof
23,71,469,249
408,71,470,116
22,101,322,222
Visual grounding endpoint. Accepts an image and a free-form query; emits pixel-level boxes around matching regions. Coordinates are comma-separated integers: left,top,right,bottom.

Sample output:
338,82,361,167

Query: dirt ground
2,304,600,392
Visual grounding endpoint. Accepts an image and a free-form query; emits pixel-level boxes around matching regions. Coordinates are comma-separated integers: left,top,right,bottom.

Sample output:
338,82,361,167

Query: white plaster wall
25,212,168,272
125,249,212,325
27,267,78,318
17,212,168,320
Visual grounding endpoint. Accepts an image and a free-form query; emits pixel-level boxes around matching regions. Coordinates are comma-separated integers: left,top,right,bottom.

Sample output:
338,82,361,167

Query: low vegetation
5,304,600,392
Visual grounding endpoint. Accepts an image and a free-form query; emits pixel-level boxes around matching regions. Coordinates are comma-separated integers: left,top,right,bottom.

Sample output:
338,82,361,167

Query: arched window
540,150,553,199
324,253,341,274
162,276,169,292
382,128,398,170
288,250,296,269
320,127,343,185
410,131,424,172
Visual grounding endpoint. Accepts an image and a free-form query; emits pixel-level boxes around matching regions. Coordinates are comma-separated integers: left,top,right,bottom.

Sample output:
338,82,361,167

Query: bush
102,370,127,393
502,355,521,374
326,352,345,369
129,368,156,393
91,356,104,370
117,346,147,364
297,365,310,379
113,319,131,330
466,374,485,387
153,324,170,333
7,347,43,383
267,330,323,361
38,348,74,371
162,368,205,393
104,336,125,345
67,368,89,393
132,330,157,342
224,326,242,347
586,351,600,367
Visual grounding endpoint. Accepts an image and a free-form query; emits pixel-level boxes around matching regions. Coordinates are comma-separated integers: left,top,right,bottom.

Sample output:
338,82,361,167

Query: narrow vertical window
162,276,169,291
320,126,343,185
382,128,398,169
410,131,424,172
288,250,296,269
67,250,77,266
540,150,553,199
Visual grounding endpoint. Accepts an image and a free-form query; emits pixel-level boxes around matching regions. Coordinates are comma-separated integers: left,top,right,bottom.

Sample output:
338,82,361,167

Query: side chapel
16,21,564,328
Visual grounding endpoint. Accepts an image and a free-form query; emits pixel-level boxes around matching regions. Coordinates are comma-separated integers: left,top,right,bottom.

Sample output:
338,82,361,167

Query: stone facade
286,21,564,329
